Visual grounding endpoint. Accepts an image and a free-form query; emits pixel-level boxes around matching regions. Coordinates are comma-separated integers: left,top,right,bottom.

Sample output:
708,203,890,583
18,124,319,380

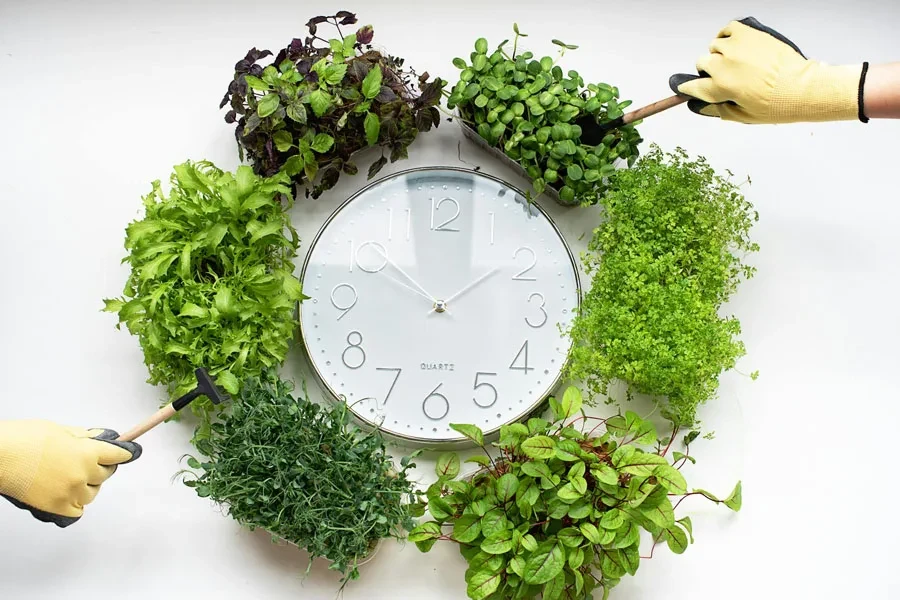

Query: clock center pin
434,300,448,313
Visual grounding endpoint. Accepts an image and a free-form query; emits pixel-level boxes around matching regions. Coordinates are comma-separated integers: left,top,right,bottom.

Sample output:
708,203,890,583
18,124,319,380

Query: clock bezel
297,166,582,449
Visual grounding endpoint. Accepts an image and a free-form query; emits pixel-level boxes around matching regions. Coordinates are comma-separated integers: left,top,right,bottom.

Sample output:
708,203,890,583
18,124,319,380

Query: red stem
661,426,679,457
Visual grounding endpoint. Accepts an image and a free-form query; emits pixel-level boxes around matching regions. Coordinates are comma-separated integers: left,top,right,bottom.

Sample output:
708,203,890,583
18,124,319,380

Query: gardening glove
670,17,869,124
0,420,142,527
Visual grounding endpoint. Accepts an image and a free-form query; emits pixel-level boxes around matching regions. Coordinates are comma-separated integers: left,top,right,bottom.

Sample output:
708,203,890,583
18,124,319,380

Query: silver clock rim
297,166,583,449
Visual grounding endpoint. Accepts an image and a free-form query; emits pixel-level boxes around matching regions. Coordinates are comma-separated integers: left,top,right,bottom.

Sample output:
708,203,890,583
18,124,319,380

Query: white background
1,0,898,598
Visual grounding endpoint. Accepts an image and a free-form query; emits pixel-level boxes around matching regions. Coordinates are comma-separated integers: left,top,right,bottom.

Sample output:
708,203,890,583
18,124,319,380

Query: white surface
300,168,579,445
0,0,898,598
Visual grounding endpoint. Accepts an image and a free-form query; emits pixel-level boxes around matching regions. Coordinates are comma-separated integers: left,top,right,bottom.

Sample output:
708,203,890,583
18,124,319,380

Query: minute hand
372,246,438,304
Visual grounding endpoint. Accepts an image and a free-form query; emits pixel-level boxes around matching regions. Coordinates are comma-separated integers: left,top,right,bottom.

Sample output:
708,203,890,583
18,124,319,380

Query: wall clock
299,167,581,446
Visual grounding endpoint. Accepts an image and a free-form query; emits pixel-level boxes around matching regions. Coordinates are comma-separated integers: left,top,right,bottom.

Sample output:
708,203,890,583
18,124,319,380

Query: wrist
862,63,900,119
776,62,864,123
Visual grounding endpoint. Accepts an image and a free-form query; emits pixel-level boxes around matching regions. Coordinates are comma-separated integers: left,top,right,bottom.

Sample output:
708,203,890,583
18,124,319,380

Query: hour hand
428,268,500,315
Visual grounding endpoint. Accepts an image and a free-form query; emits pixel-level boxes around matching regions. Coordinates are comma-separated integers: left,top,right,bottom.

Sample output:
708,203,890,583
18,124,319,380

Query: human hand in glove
670,17,899,123
0,420,142,527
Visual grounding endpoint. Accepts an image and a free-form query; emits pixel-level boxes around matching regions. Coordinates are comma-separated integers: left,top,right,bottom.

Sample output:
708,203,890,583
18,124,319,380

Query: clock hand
428,268,500,314
370,245,439,305
381,272,437,304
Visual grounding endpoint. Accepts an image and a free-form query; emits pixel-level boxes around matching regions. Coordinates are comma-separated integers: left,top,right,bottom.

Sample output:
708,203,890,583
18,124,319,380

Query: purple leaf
356,25,374,45
375,85,398,103
219,92,230,109
234,59,252,73
240,48,271,65
348,60,369,81
416,80,444,107
368,154,387,179
244,113,261,135
273,49,287,67
306,15,328,35
337,12,358,25
389,144,408,163
414,108,433,132
305,71,319,83
287,38,304,59
225,110,237,124
249,64,263,77
229,77,248,97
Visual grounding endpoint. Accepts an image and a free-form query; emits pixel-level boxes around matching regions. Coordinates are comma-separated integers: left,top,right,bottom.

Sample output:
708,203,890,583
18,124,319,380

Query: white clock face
300,168,580,445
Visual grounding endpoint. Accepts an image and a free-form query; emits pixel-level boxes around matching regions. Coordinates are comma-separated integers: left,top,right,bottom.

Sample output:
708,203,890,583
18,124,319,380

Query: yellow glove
0,420,142,527
670,17,869,124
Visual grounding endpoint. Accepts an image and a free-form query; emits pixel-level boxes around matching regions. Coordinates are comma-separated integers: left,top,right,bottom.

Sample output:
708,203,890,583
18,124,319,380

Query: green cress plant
103,161,304,430
221,10,445,199
567,146,759,427
184,371,422,583
447,24,642,205
408,387,741,600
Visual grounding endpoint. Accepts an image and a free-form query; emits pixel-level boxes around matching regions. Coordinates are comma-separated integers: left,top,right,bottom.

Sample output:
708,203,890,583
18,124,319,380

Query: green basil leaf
310,133,334,153
362,65,383,99
308,89,332,117
257,93,280,118
364,112,380,146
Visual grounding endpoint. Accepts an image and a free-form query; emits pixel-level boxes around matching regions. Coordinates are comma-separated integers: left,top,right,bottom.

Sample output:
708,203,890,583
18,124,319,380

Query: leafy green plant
221,10,445,199
102,161,305,426
567,146,758,427
184,371,421,582
408,387,741,599
447,24,642,205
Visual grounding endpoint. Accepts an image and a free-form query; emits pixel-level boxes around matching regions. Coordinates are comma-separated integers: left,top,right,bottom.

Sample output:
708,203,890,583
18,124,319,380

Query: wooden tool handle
117,403,176,442
623,95,688,126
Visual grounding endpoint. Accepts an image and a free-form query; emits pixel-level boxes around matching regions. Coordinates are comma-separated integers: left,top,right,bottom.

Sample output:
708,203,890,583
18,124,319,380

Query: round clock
299,167,581,446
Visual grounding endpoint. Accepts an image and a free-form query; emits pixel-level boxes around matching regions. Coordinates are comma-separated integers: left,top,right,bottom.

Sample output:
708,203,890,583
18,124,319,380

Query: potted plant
447,24,642,206
184,371,423,583
102,160,305,432
408,386,741,599
566,146,759,427
221,10,445,199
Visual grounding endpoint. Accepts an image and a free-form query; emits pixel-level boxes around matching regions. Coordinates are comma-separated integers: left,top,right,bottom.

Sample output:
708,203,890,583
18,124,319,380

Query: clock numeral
512,246,537,281
473,372,498,408
374,367,402,407
525,292,548,328
509,340,533,374
341,331,366,369
489,212,495,245
330,283,358,320
431,197,460,232
422,383,450,421
353,240,388,273
385,208,411,241
387,208,393,241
